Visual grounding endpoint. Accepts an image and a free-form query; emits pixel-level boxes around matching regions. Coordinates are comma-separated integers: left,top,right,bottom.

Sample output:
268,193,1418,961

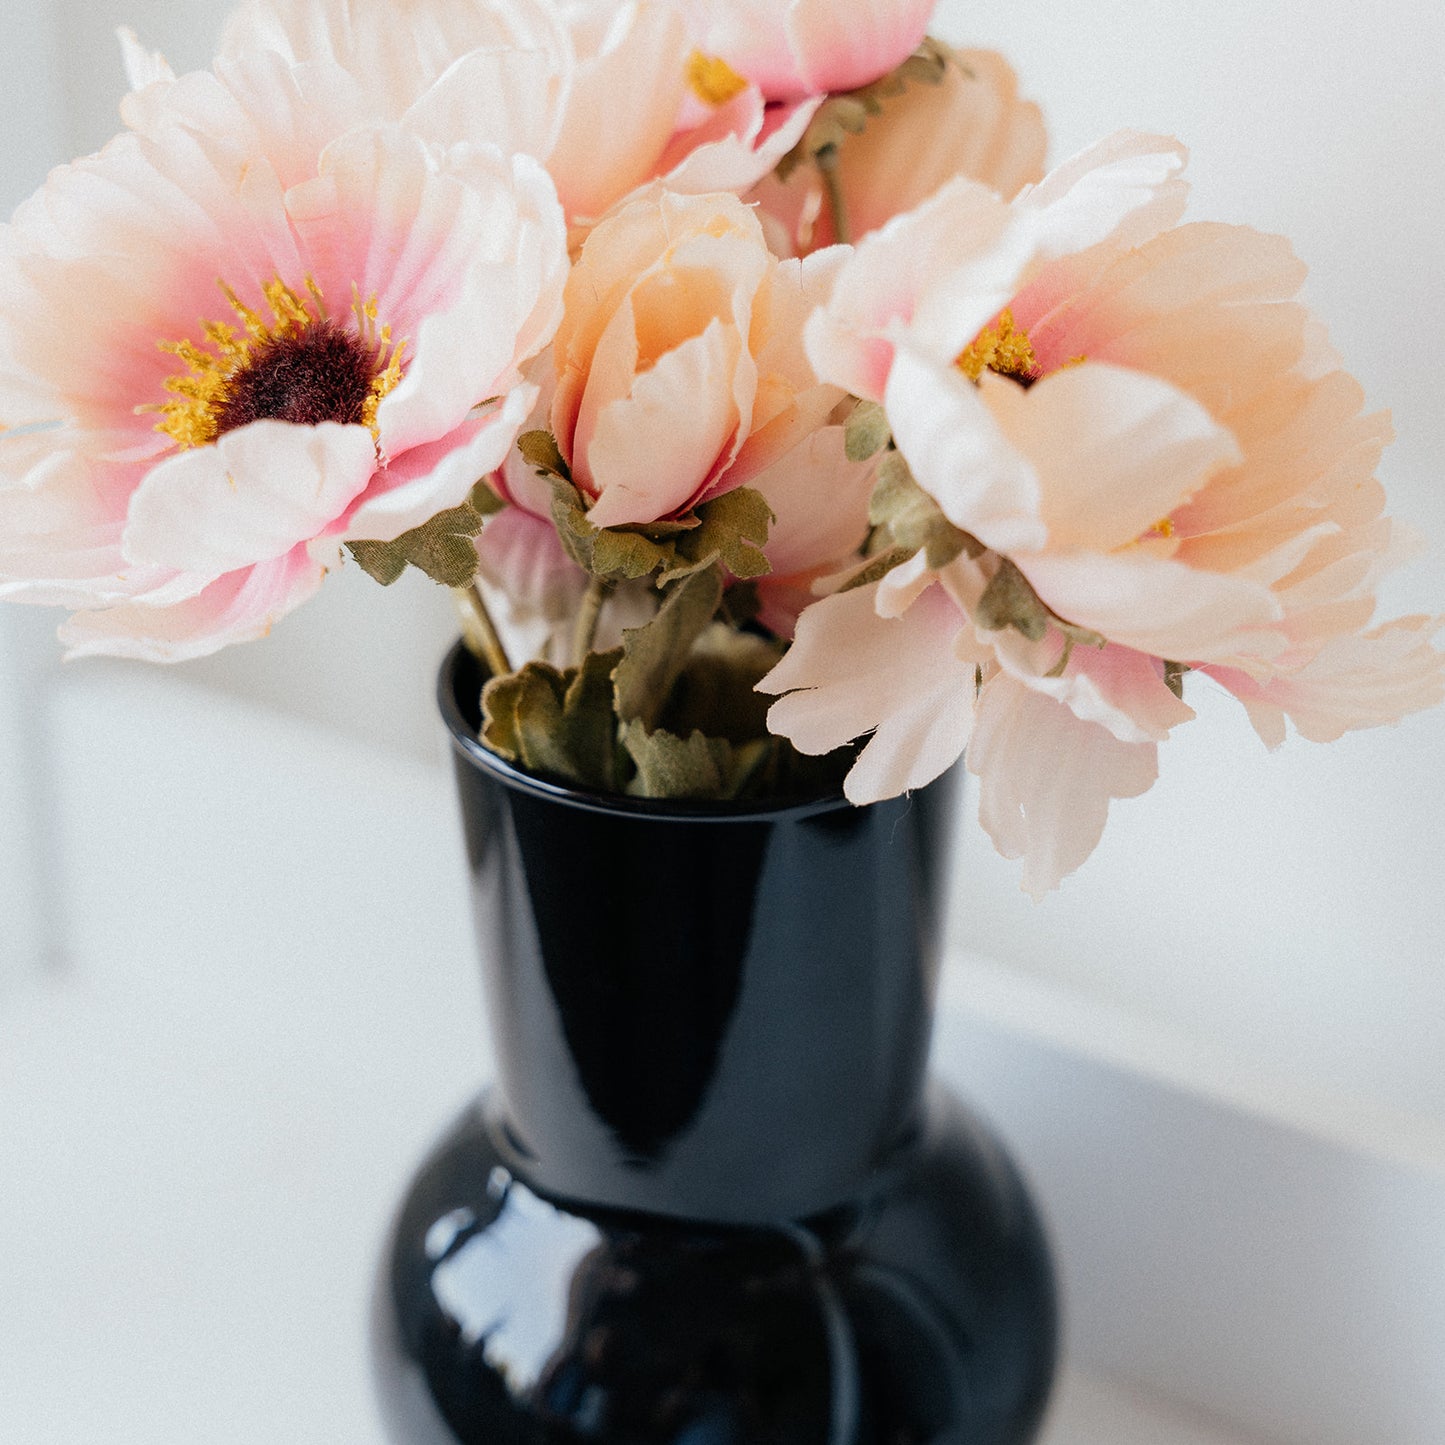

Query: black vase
372,644,1058,1444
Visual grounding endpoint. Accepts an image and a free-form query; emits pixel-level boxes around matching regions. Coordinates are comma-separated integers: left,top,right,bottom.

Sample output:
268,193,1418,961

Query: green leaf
844,401,892,463
659,487,775,585
834,545,918,595
868,452,980,569
547,475,676,582
1164,660,1190,700
481,650,624,792
661,624,784,745
621,723,769,802
347,480,504,589
517,429,570,481
976,558,1050,642
614,568,725,730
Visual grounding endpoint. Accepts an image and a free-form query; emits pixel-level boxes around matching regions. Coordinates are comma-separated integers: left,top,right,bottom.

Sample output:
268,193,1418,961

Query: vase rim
438,640,855,825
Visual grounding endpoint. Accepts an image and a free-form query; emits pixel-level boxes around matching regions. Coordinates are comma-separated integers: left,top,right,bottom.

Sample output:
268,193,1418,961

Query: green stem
816,144,852,246
573,577,614,667
457,582,512,680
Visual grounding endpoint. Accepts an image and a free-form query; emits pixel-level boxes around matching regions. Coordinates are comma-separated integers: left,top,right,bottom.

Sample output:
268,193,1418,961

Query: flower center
687,50,750,107
146,278,406,451
954,309,1038,385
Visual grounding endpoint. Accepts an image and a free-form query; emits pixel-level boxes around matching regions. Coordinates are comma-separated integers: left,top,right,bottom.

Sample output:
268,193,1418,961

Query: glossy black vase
372,644,1058,1444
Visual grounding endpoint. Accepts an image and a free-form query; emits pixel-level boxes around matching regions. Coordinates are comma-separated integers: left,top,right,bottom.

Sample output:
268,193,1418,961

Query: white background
1,2,1443,1441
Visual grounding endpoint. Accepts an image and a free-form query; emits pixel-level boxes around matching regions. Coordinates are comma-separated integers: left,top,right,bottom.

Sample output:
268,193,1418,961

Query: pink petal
344,388,536,544
58,543,325,664
761,582,987,801
969,673,1159,898
584,319,743,527
123,421,377,574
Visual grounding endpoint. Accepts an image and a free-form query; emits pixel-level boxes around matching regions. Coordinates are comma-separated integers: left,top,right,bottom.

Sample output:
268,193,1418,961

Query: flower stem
573,577,614,666
457,582,513,680
816,144,852,246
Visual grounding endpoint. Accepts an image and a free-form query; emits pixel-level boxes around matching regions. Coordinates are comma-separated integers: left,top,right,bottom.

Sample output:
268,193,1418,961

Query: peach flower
214,0,816,227
762,132,1442,893
0,75,567,660
679,0,936,102
550,189,846,529
752,45,1047,255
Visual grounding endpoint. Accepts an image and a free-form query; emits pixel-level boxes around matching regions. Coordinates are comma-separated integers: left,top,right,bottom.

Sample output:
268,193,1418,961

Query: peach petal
982,363,1242,553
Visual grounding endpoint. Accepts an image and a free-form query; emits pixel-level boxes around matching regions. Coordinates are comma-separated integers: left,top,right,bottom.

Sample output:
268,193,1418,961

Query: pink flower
550,189,845,529
762,132,1442,893
214,0,816,227
679,0,936,102
752,46,1047,255
0,77,567,660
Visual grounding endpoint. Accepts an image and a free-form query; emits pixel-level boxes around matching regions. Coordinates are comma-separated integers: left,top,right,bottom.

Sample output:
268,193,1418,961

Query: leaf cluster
347,481,504,588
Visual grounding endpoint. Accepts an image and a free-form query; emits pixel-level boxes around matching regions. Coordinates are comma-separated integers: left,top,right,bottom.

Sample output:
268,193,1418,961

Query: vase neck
452,753,957,1225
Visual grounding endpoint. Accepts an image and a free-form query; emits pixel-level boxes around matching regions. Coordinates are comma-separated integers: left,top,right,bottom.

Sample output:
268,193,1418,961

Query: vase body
373,645,1058,1444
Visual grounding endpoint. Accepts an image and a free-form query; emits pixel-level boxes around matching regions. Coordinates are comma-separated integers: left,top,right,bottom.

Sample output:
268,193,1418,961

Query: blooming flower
214,0,815,227
751,45,1047,255
678,0,936,102
549,189,846,529
762,133,1443,893
0,75,567,659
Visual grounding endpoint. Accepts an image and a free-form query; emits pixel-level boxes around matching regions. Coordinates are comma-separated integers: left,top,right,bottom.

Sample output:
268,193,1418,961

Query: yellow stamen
954,309,1038,384
142,276,406,450
687,50,749,107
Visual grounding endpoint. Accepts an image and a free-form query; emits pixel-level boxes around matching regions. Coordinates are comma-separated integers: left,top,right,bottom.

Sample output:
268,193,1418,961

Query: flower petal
123,421,377,574
344,388,536,543
969,672,1159,898
761,582,986,801
982,362,1242,553
58,543,325,664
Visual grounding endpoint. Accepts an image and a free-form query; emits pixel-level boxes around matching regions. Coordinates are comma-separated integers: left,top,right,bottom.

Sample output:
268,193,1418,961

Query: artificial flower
762,132,1443,892
0,96,567,659
549,188,845,529
678,0,936,102
213,0,814,227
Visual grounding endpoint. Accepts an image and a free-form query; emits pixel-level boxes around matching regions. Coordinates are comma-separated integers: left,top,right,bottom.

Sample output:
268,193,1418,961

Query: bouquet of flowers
1,0,1439,896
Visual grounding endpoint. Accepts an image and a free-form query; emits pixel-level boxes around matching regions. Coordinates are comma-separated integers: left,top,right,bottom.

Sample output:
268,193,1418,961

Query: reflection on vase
371,645,1058,1443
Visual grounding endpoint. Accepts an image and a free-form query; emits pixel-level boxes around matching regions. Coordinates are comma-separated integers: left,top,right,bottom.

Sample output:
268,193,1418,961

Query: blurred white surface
1,668,1293,1444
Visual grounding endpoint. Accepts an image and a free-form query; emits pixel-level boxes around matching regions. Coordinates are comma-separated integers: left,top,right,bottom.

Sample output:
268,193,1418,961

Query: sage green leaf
661,624,784,744
976,558,1050,642
547,475,676,582
844,401,892,462
481,650,623,792
346,480,504,588
1044,619,1110,678
517,429,570,480
868,452,981,569
659,487,774,585
622,723,769,802
614,568,725,730
835,545,918,594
